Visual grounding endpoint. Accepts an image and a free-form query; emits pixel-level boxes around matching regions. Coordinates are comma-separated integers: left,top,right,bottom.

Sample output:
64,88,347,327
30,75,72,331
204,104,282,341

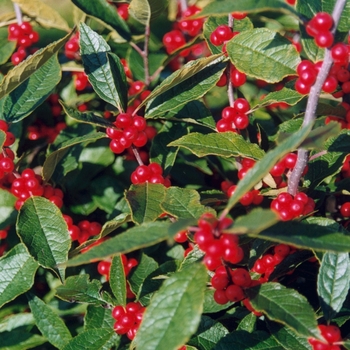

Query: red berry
315,31,334,48
231,268,252,287
234,98,250,113
225,284,245,302
312,12,334,32
340,202,350,217
213,289,229,304
322,76,338,93
318,324,342,343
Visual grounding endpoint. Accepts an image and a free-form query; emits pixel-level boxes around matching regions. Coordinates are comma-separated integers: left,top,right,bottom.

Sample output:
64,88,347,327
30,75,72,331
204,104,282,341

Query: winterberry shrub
1,0,350,349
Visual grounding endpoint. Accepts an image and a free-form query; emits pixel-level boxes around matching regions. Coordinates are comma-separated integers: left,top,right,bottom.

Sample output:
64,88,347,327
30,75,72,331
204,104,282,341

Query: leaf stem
287,0,346,196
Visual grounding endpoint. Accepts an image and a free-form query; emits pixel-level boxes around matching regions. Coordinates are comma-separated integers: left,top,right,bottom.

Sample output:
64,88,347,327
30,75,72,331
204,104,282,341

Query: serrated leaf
85,305,117,330
0,29,73,99
62,328,116,350
56,274,112,305
134,263,207,350
80,23,127,111
72,0,131,41
109,255,127,306
126,183,167,225
27,294,72,349
143,54,227,116
66,221,172,266
61,101,114,128
12,0,70,32
0,330,46,350
2,55,61,123
161,187,216,219
246,283,320,339
16,197,71,281
317,252,350,321
0,39,16,65
169,132,265,159
0,244,38,308
253,88,304,110
227,28,300,83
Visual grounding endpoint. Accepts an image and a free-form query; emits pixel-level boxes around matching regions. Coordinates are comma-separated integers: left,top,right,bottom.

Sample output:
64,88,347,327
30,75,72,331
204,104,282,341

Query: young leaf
227,28,300,83
317,252,350,322
109,255,127,306
0,244,38,308
66,221,172,266
12,0,70,32
79,23,127,112
27,294,72,349
133,263,208,350
2,55,61,123
16,197,71,281
125,183,167,225
0,29,73,99
161,187,216,219
246,282,320,339
72,0,131,41
168,132,265,159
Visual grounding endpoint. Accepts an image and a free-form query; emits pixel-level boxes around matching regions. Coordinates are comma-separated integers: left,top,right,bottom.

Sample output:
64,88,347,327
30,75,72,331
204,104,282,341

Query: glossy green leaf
80,23,127,111
62,328,116,350
85,305,117,330
66,221,172,266
144,54,227,117
129,0,168,25
109,255,127,306
16,197,71,281
215,330,284,350
317,252,350,321
225,121,313,212
0,330,46,350
0,39,16,65
246,283,320,339
126,183,167,224
161,187,216,219
72,0,131,41
237,313,257,333
61,101,114,128
27,294,72,349
134,263,207,350
252,217,350,252
169,132,265,159
0,188,16,227
0,313,35,333
0,244,38,308
227,28,300,83
99,213,131,238
2,55,61,123
0,29,73,99
56,274,112,306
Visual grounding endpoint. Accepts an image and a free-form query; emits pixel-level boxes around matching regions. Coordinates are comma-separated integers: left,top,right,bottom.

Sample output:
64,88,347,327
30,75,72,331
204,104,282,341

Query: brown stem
131,145,144,166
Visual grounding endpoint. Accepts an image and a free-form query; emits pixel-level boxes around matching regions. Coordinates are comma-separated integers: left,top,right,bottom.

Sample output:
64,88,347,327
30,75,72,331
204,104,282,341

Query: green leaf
252,217,350,252
80,23,127,111
56,274,112,306
66,221,172,266
169,132,265,159
0,29,73,99
16,197,71,281
62,328,117,350
0,39,16,65
27,294,72,349
237,313,257,333
0,188,16,227
133,263,207,350
203,289,232,314
0,330,46,350
144,54,227,118
161,187,216,219
125,183,167,225
61,101,114,128
129,0,168,25
109,255,127,306
225,208,279,235
2,55,61,123
246,282,320,339
0,313,35,333
317,252,350,321
72,0,131,41
85,305,117,330
0,244,38,308
12,0,70,32
128,253,158,298
227,28,300,83
215,330,284,350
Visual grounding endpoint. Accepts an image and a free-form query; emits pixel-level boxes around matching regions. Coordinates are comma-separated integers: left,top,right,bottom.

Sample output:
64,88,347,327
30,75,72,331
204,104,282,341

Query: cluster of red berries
209,24,237,48
216,97,251,132
178,5,203,37
227,185,264,207
271,191,316,221
63,215,102,244
73,72,90,91
8,21,39,65
193,213,243,271
308,324,342,350
112,301,145,340
173,229,194,257
216,64,247,88
64,32,80,60
106,112,148,154
131,163,171,187
10,169,64,210
0,122,16,181
306,12,334,48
